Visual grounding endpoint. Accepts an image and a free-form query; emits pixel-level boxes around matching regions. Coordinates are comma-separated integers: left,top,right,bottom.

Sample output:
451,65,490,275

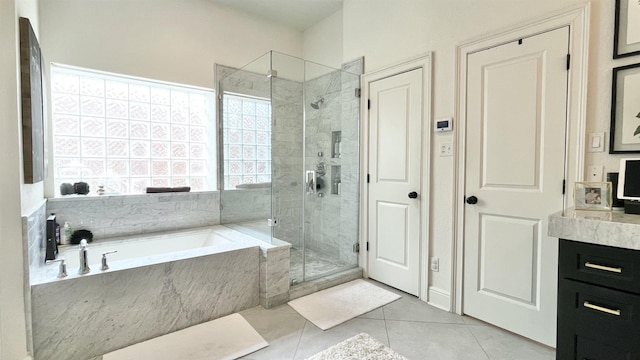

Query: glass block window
51,64,215,195
222,94,271,190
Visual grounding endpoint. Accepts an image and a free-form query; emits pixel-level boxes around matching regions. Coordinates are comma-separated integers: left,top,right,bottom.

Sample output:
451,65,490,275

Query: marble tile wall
46,191,220,240
271,77,304,250
303,59,363,267
22,199,47,356
219,188,270,223
259,245,292,308
31,246,259,360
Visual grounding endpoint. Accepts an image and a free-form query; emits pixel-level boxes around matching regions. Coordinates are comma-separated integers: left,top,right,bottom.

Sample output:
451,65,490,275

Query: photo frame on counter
574,182,613,211
614,0,640,58
610,63,640,153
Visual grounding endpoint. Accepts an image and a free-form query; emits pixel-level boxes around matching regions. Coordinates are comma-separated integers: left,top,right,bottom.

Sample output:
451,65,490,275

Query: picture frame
574,182,613,211
614,0,640,58
19,17,46,183
609,63,640,154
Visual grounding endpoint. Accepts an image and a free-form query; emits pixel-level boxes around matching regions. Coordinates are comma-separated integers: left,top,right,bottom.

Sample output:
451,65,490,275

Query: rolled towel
146,186,191,193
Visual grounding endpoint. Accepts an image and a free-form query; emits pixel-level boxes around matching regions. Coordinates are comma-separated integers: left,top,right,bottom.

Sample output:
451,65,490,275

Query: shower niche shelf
331,131,342,159
331,165,341,195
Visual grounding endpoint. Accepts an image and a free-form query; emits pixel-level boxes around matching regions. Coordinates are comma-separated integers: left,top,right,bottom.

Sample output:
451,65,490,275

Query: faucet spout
78,239,90,275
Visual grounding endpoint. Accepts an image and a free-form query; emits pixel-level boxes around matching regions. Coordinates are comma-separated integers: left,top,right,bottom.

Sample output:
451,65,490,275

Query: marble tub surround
203,224,292,308
22,199,47,356
46,191,220,240
31,245,260,360
548,208,640,250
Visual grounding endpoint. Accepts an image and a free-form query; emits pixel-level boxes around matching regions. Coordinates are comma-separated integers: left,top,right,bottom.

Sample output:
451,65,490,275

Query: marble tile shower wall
271,77,304,248
46,192,220,240
304,59,363,266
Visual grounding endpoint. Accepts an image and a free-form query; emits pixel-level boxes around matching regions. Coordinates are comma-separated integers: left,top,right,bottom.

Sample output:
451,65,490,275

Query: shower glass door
297,58,361,283
220,51,360,284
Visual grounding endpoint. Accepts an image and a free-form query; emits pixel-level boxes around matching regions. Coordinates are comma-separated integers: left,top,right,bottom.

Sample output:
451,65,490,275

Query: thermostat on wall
434,118,453,132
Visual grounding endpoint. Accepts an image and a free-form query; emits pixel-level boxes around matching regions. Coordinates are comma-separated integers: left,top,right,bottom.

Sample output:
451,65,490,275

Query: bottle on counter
61,222,73,245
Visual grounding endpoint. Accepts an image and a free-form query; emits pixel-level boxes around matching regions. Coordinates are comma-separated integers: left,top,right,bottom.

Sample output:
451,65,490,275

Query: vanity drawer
557,278,640,356
559,239,640,293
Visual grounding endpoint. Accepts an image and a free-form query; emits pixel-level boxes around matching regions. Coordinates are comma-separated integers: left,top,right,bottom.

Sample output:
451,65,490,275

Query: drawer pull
583,301,621,316
584,262,622,273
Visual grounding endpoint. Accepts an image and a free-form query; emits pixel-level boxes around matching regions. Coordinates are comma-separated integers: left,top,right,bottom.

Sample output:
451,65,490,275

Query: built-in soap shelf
331,131,342,159
331,165,341,195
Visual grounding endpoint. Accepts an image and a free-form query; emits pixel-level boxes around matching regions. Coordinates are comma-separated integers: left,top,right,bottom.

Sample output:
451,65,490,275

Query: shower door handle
306,170,317,194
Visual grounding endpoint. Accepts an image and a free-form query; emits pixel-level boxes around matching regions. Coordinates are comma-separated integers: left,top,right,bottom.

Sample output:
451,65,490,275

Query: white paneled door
463,27,569,346
368,68,423,296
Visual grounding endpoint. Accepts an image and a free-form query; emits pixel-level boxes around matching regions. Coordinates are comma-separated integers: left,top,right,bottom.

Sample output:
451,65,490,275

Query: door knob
466,196,478,205
408,191,418,199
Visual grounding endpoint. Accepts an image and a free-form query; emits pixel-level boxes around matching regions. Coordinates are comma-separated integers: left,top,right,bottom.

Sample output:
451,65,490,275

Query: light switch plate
439,142,453,157
588,132,605,152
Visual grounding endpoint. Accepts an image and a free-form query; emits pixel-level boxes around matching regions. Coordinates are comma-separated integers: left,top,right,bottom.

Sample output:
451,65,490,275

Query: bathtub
29,225,279,360
58,227,235,273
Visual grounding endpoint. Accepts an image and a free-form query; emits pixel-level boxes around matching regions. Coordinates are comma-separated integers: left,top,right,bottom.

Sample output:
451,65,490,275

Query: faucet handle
101,250,118,271
46,258,68,278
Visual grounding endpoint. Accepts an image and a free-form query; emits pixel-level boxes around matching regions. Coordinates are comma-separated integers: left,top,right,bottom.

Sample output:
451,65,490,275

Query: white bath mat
288,279,401,330
306,333,407,360
103,313,268,360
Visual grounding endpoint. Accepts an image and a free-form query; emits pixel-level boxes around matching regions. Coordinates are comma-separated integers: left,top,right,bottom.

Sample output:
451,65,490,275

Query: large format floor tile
135,279,555,360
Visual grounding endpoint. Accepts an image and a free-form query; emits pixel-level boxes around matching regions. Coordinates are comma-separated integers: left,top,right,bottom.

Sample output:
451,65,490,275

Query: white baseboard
427,286,450,311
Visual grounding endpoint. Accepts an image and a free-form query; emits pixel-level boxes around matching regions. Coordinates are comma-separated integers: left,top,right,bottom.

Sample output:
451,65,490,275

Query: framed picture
609,63,640,153
19,17,46,183
614,0,640,58
574,182,613,211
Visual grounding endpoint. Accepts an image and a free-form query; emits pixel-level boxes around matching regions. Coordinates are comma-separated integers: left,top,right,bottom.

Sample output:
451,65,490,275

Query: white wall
1,0,39,357
302,9,343,69
38,0,304,197
342,0,637,308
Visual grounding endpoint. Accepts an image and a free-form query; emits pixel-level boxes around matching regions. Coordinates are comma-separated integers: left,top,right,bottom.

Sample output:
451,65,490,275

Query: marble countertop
548,208,640,251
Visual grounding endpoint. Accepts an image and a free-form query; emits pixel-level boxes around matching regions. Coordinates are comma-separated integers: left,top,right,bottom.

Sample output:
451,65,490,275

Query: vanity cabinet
557,239,640,360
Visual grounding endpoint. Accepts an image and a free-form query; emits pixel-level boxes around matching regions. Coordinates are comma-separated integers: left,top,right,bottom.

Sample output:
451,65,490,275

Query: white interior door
463,27,569,346
367,68,422,296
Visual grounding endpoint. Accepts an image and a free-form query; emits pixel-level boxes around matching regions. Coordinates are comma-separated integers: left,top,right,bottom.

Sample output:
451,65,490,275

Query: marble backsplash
46,191,221,241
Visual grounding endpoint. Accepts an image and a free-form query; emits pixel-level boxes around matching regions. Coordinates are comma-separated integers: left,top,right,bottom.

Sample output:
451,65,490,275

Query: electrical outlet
588,165,604,182
430,257,439,272
439,142,453,157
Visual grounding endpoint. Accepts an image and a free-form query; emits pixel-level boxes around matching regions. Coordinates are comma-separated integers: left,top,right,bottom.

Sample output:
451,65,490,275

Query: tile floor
239,280,556,360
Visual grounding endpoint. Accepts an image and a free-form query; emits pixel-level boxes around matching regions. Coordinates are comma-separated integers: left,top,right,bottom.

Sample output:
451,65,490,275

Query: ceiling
211,0,343,31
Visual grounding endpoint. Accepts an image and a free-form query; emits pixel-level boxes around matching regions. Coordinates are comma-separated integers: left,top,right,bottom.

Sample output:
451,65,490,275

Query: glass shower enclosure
218,51,360,284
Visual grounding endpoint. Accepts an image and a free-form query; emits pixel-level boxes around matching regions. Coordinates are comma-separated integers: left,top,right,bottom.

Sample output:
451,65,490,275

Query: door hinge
353,243,360,253
562,179,566,195
367,99,371,109
566,54,571,70
366,242,369,251
367,174,370,183
355,88,361,98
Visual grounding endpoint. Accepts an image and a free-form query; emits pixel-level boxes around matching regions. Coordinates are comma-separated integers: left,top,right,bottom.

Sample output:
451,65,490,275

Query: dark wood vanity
550,210,640,360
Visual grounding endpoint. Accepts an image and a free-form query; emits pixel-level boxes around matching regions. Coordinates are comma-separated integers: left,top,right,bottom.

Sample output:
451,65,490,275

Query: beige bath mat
306,332,407,360
103,313,268,360
288,279,401,330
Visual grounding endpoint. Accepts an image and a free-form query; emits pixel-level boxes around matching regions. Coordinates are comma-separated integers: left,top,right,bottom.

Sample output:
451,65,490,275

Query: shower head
310,98,325,109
